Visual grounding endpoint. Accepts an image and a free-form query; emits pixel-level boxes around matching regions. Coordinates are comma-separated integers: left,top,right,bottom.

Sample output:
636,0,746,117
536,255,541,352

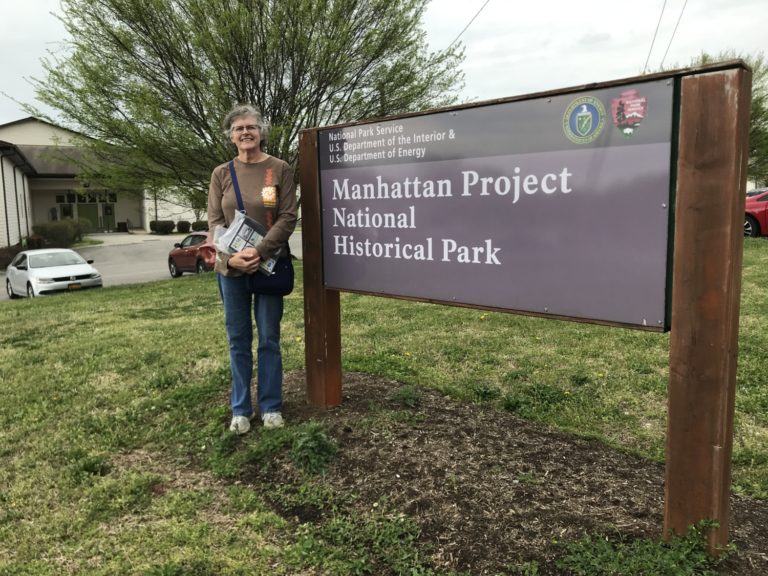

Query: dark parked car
745,187,768,237
168,232,216,277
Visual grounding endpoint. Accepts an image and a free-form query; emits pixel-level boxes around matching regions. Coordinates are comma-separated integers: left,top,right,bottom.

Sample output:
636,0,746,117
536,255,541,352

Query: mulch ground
267,371,768,575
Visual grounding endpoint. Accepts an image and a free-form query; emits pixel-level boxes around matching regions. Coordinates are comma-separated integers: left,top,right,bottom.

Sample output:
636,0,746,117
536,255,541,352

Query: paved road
1,231,303,301
78,236,175,287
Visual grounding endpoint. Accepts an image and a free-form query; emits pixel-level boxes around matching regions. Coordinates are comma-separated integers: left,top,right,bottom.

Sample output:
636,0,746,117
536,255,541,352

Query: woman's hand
228,247,261,273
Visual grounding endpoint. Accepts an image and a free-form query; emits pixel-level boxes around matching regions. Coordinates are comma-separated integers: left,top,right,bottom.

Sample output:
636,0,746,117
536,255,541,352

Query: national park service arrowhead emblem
611,89,648,138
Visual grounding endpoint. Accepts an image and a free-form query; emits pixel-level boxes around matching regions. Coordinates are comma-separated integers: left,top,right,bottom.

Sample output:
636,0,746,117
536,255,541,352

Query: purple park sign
317,80,675,329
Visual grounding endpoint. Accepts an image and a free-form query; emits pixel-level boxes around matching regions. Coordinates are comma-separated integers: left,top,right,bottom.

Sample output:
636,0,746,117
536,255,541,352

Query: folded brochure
224,213,277,275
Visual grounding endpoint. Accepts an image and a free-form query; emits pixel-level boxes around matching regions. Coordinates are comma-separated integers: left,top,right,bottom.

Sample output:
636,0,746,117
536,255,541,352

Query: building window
61,204,74,219
55,194,65,203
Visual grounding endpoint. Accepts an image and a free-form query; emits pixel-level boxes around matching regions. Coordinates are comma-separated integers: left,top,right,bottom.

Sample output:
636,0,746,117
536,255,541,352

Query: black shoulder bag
228,160,294,296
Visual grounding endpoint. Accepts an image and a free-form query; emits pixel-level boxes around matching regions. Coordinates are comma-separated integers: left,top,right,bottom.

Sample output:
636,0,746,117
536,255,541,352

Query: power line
643,0,668,74
659,0,689,69
446,0,493,50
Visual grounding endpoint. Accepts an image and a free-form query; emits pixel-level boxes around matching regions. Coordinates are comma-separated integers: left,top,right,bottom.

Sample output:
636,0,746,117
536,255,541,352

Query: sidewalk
85,230,304,258
83,231,170,246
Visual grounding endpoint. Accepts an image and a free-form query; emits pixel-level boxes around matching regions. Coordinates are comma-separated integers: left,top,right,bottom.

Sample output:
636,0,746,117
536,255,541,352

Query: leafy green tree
32,0,464,204
681,51,768,186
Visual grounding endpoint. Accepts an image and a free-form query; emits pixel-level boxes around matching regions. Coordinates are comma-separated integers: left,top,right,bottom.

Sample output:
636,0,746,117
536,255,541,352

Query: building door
103,204,115,232
78,204,98,232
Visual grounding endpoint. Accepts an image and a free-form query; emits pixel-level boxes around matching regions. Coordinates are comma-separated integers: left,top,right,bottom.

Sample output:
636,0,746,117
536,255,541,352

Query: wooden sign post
298,130,342,408
664,65,751,553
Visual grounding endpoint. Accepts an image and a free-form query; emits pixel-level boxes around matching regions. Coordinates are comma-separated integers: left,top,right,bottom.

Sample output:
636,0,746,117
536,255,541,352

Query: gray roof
15,145,84,177
0,140,35,175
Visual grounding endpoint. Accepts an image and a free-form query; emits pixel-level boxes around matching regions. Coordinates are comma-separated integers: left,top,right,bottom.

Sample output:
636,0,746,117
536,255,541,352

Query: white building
0,139,33,248
0,117,198,248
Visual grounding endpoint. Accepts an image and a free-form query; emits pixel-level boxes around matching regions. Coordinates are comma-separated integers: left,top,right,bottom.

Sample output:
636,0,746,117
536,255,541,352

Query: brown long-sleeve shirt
207,156,297,275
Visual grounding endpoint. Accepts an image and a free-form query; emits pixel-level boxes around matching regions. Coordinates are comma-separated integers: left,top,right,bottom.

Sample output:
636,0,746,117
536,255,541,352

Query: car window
747,189,768,198
11,254,26,267
181,235,203,248
28,252,86,268
190,236,205,246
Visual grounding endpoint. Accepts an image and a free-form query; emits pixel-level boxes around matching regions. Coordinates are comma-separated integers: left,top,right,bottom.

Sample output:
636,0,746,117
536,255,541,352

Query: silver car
6,248,103,298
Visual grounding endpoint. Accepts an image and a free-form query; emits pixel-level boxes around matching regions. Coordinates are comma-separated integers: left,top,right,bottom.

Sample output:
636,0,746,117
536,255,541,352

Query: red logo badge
611,89,647,138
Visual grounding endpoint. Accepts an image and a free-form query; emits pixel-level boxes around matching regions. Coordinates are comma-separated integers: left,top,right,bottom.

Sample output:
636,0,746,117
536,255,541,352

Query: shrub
26,235,45,249
32,220,80,247
176,220,191,233
191,220,209,231
154,220,175,235
149,220,158,232
0,243,23,269
73,218,92,241
0,236,49,268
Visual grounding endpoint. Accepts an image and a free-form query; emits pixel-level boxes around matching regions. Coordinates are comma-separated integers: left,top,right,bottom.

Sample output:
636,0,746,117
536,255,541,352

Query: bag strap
228,160,245,213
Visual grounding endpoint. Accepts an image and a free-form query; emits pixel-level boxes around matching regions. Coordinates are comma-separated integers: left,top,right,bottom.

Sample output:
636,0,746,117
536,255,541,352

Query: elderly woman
208,104,297,434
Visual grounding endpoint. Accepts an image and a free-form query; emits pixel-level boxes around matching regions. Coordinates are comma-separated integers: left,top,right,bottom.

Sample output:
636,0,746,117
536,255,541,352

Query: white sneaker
261,412,284,429
229,415,251,435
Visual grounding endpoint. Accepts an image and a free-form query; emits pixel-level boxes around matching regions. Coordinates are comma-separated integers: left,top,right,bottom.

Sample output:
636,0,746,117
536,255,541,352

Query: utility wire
642,0,668,73
446,0,492,50
659,0,689,69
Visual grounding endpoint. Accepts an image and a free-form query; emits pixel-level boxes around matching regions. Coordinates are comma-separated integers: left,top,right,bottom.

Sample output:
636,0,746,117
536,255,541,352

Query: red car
168,232,216,277
745,188,768,237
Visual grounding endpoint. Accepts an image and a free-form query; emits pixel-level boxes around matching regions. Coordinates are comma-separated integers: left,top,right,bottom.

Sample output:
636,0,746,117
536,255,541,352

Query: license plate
68,283,82,290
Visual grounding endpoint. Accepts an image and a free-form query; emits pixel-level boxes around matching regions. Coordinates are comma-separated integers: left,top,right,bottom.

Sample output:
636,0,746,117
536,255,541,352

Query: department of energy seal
563,96,606,144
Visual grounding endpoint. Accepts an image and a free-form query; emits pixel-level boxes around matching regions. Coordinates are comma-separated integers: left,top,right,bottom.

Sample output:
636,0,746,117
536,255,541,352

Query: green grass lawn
0,238,765,574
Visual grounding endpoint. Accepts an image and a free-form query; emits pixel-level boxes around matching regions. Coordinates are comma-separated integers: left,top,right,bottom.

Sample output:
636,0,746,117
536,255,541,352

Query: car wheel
169,258,182,278
745,215,760,237
6,279,18,299
196,259,206,274
26,282,35,298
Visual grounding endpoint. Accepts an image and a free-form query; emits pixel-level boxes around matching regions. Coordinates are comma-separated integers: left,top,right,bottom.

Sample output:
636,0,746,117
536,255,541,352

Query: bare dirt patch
265,371,768,574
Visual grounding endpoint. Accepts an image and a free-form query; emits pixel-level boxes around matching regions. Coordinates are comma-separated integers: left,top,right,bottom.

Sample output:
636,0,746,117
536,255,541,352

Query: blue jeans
217,273,284,417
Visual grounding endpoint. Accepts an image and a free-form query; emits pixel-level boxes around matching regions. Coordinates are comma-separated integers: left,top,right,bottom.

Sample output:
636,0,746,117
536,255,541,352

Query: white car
6,248,103,298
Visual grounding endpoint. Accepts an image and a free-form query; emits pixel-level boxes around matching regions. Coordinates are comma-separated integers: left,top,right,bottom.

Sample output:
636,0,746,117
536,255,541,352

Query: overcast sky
1,0,766,125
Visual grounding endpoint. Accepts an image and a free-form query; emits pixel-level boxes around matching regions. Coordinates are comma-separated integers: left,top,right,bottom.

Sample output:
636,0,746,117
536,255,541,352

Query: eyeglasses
231,124,260,134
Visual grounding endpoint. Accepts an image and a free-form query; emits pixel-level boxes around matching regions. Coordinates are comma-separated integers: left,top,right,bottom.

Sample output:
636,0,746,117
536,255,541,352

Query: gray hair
222,104,269,148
